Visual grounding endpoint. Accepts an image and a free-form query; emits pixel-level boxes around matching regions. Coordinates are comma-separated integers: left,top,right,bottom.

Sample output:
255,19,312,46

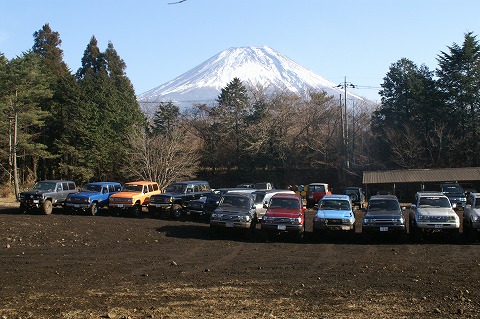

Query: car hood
315,209,353,219
20,190,49,196
68,191,100,199
214,208,251,215
265,208,303,218
111,191,140,198
417,207,455,216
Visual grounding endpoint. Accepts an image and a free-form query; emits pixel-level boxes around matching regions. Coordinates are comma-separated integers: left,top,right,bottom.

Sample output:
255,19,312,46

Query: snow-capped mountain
137,45,361,113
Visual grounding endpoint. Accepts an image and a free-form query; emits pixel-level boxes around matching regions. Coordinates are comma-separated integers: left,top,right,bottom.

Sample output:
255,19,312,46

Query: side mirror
411,204,417,209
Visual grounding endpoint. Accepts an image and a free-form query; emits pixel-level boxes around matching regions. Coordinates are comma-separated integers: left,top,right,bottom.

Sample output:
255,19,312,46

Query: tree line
1,24,479,193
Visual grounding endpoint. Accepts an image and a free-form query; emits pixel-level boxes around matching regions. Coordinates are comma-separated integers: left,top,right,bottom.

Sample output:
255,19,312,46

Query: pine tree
436,32,480,166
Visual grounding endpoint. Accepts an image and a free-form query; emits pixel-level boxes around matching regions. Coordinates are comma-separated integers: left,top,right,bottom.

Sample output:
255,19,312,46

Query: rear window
309,185,325,192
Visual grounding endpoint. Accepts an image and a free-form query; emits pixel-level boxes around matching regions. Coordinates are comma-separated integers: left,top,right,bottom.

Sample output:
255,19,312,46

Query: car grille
219,214,240,222
69,197,85,203
190,202,203,209
150,196,171,204
427,216,449,222
326,219,343,225
367,218,399,225
111,197,132,203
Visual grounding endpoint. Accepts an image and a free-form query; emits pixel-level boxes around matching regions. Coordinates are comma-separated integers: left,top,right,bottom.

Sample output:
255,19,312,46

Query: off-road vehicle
19,180,77,215
108,181,160,217
149,180,212,219
64,182,122,215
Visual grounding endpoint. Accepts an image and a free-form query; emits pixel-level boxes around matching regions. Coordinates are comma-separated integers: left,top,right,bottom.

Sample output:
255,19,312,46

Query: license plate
74,204,80,208
33,200,39,204
117,204,124,208
226,222,234,228
380,227,388,232
434,224,443,229
156,204,162,207
277,225,286,230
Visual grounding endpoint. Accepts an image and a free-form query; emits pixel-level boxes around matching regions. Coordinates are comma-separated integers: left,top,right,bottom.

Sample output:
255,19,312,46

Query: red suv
261,193,305,241
306,183,331,208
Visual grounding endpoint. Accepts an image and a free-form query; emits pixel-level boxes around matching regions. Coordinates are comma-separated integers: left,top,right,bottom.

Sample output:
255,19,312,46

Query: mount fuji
137,46,361,112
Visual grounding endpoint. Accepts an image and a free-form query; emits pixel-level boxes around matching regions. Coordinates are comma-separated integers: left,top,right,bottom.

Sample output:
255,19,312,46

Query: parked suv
108,181,161,217
210,192,258,238
462,192,480,241
64,182,122,215
149,180,212,219
362,195,406,241
344,187,366,209
409,191,460,241
261,193,305,241
306,183,331,208
253,189,296,221
440,182,466,209
19,180,77,215
312,194,355,239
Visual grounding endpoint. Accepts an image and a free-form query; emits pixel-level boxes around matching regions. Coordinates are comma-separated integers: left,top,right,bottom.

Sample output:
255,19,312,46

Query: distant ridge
137,46,361,113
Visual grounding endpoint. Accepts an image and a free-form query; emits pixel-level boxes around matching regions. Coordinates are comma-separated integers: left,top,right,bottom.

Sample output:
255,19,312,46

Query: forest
1,24,479,194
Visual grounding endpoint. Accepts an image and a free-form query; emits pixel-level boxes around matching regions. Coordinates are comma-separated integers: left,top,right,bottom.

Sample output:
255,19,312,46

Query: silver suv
409,191,460,241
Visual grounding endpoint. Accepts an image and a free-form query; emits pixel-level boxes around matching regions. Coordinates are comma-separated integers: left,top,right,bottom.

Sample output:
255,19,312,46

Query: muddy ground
1,204,479,319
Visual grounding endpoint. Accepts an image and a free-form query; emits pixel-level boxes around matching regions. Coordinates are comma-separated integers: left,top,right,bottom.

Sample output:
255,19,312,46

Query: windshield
368,199,400,212
309,185,325,192
269,197,300,209
83,184,102,192
122,184,143,192
165,183,187,194
418,197,451,208
320,199,351,210
32,181,57,191
441,185,464,194
219,195,251,209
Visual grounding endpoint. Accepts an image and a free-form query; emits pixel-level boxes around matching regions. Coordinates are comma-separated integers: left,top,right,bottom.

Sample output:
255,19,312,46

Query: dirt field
1,203,479,319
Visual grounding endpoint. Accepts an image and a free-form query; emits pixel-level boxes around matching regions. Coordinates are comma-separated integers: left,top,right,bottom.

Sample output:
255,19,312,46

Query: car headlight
239,215,251,222
448,215,457,221
263,216,274,223
211,213,220,220
291,217,303,225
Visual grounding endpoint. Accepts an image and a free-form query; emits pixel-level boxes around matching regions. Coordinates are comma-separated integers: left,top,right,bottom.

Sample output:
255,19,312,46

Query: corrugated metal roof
363,167,480,184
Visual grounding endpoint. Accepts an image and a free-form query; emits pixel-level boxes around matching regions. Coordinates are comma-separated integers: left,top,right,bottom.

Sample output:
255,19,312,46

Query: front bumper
261,223,303,233
65,202,91,209
148,203,172,210
109,203,135,209
362,224,406,233
313,220,355,231
210,220,251,229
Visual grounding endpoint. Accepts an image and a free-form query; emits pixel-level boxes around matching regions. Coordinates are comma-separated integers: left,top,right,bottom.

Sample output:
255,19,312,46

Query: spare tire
349,193,358,202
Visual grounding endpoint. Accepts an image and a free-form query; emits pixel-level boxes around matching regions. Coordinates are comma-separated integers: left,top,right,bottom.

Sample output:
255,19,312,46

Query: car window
418,197,451,208
310,185,325,192
270,198,300,209
320,199,350,210
368,199,400,212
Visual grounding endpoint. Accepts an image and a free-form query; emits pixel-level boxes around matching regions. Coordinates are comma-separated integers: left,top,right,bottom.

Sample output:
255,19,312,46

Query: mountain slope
137,46,360,111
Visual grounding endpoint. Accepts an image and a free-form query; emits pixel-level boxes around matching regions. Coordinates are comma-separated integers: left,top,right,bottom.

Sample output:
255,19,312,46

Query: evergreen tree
0,52,52,184
151,101,180,136
436,32,480,166
32,24,78,179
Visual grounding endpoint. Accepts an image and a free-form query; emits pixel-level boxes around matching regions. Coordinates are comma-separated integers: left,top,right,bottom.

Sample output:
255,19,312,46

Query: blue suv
64,182,122,215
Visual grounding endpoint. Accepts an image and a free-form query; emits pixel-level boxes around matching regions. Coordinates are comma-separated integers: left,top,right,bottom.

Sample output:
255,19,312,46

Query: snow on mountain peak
137,45,360,111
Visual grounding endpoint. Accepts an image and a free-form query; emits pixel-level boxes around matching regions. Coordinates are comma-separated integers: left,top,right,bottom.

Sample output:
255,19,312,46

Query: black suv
148,181,212,218
362,195,406,242
19,180,77,214
440,182,466,209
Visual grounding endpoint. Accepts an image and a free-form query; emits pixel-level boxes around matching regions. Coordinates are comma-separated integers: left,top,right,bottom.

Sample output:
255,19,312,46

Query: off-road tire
171,204,184,219
89,202,98,216
132,202,142,218
42,200,53,215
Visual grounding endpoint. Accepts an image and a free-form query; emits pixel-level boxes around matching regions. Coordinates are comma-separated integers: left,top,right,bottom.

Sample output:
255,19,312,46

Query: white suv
409,191,460,241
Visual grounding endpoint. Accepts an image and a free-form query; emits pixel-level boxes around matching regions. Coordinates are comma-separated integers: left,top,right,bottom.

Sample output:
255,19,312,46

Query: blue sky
1,0,479,102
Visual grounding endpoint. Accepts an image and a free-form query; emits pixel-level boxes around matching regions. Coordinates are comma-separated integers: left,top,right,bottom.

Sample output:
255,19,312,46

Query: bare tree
124,125,201,189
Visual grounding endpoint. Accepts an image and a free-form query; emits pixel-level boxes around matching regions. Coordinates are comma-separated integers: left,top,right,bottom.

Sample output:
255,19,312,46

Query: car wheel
42,200,53,215
132,203,142,218
89,202,98,216
19,203,28,214
349,193,358,202
171,204,183,219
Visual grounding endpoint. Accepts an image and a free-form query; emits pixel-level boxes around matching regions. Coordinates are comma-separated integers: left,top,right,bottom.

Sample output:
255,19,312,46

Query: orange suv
109,181,161,217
